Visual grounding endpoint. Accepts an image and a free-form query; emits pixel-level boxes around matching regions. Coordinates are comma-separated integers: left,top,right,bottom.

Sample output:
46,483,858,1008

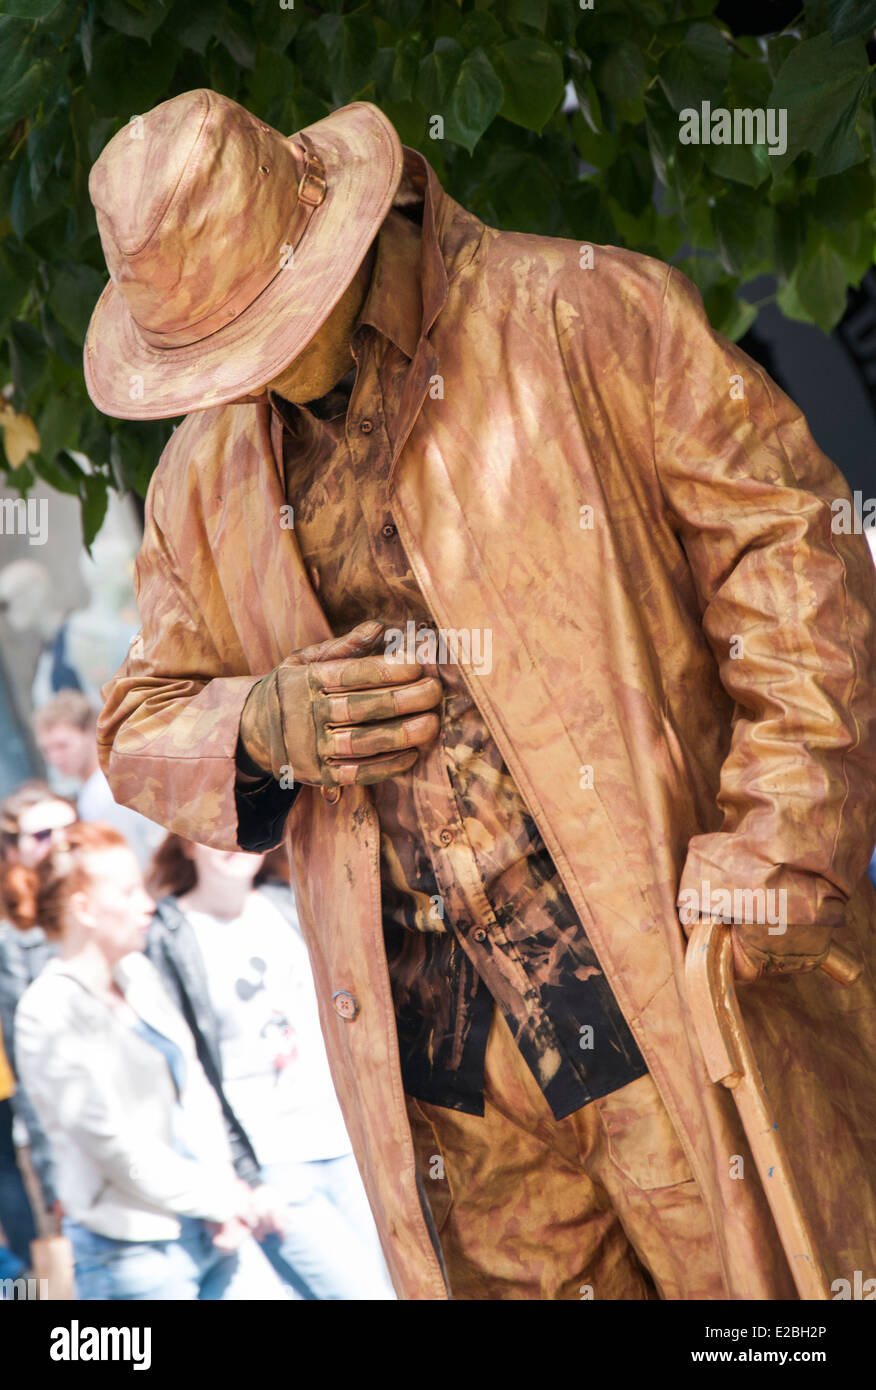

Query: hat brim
83,101,404,421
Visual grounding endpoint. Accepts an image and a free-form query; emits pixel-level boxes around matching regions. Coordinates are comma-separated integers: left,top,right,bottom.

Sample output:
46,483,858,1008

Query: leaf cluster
0,0,874,537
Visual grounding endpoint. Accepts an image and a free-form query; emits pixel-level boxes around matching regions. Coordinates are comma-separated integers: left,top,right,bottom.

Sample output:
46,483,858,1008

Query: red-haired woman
8,821,286,1300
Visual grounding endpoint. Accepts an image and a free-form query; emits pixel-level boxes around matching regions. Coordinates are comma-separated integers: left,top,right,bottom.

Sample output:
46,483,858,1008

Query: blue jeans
67,1217,288,1301
259,1154,396,1300
0,1097,36,1267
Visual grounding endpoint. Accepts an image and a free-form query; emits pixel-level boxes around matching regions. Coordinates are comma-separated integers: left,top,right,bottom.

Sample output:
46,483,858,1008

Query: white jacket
15,951,241,1241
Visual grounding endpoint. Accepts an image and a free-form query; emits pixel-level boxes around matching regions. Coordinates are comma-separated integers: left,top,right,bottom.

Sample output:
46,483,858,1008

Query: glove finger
332,749,421,786
311,653,425,691
324,712,440,761
319,676,443,726
285,620,386,667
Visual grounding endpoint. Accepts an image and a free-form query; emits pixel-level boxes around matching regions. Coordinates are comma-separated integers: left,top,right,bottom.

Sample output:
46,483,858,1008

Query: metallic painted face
262,242,377,405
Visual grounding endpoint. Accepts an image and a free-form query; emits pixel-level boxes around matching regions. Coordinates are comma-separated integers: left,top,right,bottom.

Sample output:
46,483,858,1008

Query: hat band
135,136,327,350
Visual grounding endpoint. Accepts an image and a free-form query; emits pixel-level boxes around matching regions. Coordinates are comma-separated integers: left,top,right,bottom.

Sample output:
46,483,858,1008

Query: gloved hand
239,619,442,789
728,920,832,983
682,913,832,983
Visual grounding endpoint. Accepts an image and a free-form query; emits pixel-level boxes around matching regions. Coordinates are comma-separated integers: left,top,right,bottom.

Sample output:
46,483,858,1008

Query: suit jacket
97,142,876,1297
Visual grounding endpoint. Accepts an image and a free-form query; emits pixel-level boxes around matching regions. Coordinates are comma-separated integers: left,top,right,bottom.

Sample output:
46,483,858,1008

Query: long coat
98,144,876,1300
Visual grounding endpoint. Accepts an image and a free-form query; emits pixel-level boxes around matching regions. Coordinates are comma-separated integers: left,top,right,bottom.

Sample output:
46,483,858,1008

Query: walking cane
685,921,861,1301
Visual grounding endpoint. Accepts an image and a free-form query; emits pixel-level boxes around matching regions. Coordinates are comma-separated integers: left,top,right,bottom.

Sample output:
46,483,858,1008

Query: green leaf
86,32,180,114
456,11,503,52
217,8,257,71
702,281,757,341
814,161,876,229
0,0,62,16
823,217,874,285
785,234,850,331
644,87,679,187
380,0,423,33
812,96,866,178
564,178,615,246
571,109,619,170
703,137,771,189
26,450,81,497
10,155,67,237
658,23,731,113
417,36,464,113
27,105,69,200
772,205,808,280
164,0,216,55
596,40,647,126
249,0,302,47
48,263,107,342
711,187,767,275
245,47,299,130
446,48,503,153
768,34,869,176
478,147,562,235
379,37,420,103
575,74,604,136
9,320,48,402
822,0,876,43
766,35,795,79
99,0,169,41
373,97,424,147
0,57,58,139
312,14,379,104
506,0,547,29
80,472,109,549
0,246,28,325
490,38,564,132
610,144,653,217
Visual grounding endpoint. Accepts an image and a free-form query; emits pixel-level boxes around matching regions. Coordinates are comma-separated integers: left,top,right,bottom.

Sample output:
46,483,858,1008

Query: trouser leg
406,1006,725,1300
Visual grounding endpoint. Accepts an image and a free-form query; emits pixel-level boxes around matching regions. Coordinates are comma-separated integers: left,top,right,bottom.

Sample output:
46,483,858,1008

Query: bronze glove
238,619,442,789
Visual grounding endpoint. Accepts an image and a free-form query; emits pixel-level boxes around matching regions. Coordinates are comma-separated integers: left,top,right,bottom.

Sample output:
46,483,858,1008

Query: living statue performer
86,88,876,1300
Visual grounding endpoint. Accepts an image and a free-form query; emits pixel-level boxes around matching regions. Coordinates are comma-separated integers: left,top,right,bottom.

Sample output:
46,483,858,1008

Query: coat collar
266,144,482,490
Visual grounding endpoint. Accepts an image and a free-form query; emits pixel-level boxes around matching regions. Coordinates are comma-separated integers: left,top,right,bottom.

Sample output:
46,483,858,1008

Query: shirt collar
354,205,422,361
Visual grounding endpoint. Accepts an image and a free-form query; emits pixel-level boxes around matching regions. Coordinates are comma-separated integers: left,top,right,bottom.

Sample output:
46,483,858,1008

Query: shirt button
472,929,487,943
381,522,397,539
359,419,373,434
439,828,454,847
332,990,359,1020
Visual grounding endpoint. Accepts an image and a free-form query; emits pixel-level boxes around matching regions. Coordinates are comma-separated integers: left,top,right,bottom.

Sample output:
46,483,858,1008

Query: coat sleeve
653,267,876,929
97,467,297,852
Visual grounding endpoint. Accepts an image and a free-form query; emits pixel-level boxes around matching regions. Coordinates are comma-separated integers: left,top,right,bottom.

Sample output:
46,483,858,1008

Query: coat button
359,419,373,433
381,522,397,539
332,990,359,1020
473,929,487,943
439,828,454,846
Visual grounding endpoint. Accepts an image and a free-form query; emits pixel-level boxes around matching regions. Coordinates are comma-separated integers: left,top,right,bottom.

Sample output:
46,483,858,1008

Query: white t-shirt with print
185,892,352,1165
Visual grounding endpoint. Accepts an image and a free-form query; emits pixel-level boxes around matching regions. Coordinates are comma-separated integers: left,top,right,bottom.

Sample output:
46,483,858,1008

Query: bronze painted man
88,89,876,1299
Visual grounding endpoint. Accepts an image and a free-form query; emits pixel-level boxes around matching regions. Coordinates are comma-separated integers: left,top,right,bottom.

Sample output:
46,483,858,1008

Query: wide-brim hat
83,89,404,421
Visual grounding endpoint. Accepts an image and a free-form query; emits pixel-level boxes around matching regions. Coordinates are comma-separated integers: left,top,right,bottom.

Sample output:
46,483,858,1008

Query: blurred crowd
0,693,395,1300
